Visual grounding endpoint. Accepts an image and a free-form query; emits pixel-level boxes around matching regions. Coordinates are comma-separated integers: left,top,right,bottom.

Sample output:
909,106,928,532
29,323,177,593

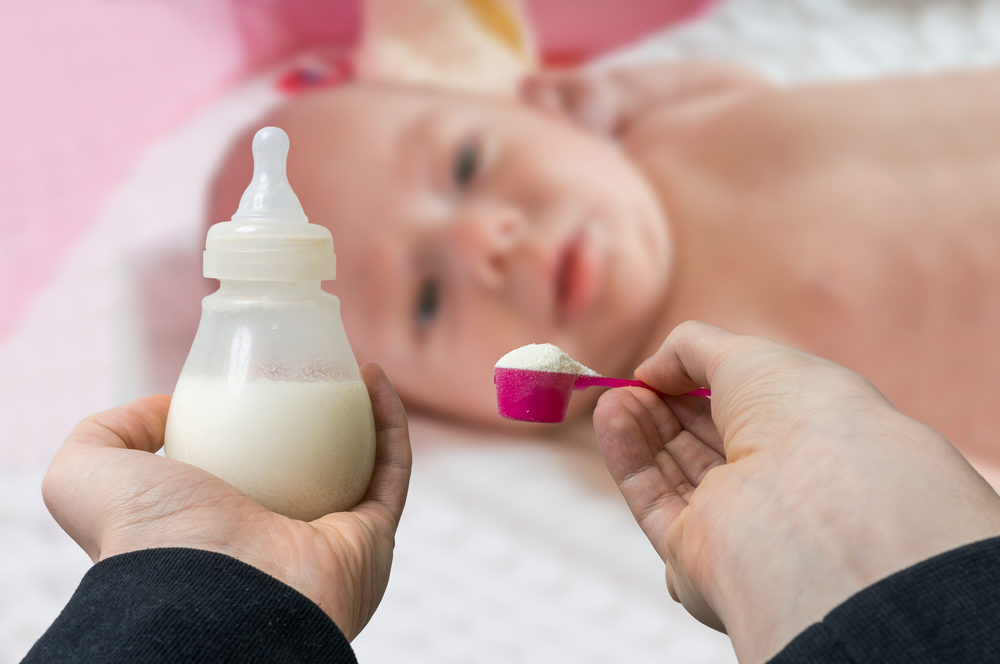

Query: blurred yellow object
464,0,530,56
355,0,537,96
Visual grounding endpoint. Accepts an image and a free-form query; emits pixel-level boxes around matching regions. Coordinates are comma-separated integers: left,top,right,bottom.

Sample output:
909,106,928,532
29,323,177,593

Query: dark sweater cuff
770,535,1000,663
23,547,357,664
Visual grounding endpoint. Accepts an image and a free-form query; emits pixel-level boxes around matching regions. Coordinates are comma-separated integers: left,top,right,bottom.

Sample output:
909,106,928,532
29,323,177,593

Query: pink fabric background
527,0,717,65
1,0,715,338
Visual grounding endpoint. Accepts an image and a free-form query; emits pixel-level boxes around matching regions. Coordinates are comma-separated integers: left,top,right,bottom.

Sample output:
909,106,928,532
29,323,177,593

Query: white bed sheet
4,1,1000,661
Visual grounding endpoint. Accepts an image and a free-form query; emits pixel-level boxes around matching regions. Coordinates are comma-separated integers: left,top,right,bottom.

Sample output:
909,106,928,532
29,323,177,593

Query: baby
208,63,1000,487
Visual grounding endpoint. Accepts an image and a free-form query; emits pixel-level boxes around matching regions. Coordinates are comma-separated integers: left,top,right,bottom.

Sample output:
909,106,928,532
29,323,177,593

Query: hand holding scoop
493,344,710,423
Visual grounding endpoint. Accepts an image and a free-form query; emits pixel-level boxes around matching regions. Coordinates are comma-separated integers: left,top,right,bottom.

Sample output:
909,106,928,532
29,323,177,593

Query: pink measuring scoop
494,367,711,423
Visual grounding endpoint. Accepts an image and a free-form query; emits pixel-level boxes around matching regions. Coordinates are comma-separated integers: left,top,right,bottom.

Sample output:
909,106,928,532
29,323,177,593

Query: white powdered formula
495,343,599,375
164,376,375,521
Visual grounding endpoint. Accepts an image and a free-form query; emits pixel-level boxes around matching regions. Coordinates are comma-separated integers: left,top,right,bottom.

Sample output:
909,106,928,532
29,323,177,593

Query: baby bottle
164,126,375,521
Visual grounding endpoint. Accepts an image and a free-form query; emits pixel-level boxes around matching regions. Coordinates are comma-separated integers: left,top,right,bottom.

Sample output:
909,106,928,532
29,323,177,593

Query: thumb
42,395,173,559
63,394,172,454
634,321,740,395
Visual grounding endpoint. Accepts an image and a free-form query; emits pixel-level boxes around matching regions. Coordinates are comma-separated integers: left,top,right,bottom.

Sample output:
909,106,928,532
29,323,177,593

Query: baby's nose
451,204,524,289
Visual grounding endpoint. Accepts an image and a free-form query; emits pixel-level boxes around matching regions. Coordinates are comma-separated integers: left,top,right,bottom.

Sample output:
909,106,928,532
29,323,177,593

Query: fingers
65,394,172,454
354,364,412,527
634,321,896,464
520,71,566,115
594,387,721,559
663,393,724,457
629,388,724,492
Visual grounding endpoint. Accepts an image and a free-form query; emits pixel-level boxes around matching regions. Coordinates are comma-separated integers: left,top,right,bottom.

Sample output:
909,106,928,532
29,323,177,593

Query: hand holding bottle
42,364,412,642
593,321,1000,663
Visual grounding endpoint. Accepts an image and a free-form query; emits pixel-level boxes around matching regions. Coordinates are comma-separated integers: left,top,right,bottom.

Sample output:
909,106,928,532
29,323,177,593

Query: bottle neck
215,279,326,300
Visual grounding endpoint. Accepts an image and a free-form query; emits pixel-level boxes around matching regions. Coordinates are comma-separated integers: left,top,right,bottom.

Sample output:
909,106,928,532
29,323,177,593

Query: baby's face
218,84,673,423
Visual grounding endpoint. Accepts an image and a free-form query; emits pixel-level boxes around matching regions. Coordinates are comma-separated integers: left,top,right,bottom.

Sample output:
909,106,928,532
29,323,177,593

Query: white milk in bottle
164,126,375,521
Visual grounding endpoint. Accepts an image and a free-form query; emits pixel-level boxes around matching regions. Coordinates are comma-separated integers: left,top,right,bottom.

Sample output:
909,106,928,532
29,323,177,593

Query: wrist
708,536,871,663
711,421,1000,662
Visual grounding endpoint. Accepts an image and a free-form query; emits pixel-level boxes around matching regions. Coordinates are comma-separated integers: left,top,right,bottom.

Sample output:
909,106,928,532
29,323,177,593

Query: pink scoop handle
574,375,711,397
573,375,647,390
493,367,710,424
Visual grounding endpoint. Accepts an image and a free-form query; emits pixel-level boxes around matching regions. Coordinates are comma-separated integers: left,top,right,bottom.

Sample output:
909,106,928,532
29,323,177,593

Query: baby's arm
521,61,768,138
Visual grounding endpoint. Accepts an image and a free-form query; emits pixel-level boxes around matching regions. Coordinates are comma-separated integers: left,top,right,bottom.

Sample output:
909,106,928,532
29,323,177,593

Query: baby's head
210,82,674,424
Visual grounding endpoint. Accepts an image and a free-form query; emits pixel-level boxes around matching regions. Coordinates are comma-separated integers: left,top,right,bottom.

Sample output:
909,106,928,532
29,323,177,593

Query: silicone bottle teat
203,126,336,282
232,127,308,224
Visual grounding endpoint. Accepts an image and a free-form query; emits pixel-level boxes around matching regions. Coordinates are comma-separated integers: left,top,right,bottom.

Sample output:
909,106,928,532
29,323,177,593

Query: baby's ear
205,128,256,231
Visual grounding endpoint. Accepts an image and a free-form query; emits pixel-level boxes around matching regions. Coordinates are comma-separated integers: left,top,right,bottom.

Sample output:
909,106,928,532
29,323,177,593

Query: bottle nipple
233,127,308,224
203,126,336,282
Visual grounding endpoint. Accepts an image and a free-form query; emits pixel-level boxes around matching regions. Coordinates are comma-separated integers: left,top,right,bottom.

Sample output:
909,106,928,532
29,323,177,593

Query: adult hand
42,364,411,642
593,321,1000,663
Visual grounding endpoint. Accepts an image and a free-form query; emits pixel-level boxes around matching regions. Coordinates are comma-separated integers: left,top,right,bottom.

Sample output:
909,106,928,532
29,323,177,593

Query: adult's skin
593,321,1000,663
41,364,412,642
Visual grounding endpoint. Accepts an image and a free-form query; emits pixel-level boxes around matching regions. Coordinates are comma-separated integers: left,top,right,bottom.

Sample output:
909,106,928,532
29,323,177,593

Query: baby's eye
415,279,440,330
453,141,479,188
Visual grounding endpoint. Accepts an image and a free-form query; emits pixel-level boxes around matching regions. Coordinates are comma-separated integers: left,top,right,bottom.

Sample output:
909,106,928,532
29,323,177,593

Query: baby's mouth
555,227,599,325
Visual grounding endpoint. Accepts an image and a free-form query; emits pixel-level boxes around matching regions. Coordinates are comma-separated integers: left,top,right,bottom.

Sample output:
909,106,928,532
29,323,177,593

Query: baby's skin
209,64,1000,488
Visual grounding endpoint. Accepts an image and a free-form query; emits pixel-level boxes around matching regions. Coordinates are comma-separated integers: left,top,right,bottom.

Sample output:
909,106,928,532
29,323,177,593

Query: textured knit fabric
21,548,356,664
770,535,1000,663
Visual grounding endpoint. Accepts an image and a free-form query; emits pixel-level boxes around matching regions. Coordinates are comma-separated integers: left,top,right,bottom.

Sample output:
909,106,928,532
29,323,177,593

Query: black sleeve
770,535,1000,663
22,547,357,664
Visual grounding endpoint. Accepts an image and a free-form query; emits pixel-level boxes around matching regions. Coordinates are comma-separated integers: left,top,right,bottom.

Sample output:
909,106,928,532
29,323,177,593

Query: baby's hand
521,62,769,137
521,68,624,136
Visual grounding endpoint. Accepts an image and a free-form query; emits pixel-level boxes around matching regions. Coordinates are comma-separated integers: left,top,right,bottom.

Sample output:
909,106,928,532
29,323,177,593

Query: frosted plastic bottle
163,126,375,521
